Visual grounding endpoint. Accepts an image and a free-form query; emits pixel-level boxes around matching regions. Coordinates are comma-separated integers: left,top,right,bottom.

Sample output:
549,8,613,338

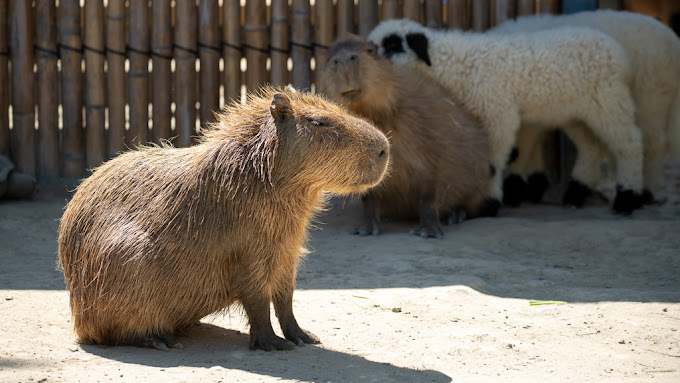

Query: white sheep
491,10,680,206
367,18,645,214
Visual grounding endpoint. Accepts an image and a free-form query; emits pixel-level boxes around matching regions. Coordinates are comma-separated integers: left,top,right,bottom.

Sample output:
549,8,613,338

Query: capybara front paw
349,222,380,236
285,328,321,346
502,174,527,207
612,184,643,215
132,333,183,351
249,334,297,351
441,209,466,225
409,225,443,239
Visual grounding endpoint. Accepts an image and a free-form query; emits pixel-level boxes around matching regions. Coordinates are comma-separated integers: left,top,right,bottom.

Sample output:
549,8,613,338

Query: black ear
405,32,431,66
381,34,405,58
270,93,293,123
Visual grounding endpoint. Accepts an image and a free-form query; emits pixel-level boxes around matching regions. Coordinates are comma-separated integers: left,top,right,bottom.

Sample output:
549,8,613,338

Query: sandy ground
1,163,679,383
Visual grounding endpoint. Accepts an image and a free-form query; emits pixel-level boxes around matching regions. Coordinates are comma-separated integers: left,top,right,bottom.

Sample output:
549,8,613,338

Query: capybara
318,35,493,238
57,86,390,350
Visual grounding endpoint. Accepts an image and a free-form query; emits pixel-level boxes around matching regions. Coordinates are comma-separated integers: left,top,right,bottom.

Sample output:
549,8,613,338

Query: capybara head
203,86,390,195
319,35,401,116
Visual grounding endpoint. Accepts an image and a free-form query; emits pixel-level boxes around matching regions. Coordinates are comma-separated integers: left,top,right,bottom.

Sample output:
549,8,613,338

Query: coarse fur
57,86,390,350
318,35,492,238
491,10,680,205
368,19,645,214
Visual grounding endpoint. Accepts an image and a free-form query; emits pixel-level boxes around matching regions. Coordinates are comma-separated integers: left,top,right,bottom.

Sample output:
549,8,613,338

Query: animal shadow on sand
81,323,451,383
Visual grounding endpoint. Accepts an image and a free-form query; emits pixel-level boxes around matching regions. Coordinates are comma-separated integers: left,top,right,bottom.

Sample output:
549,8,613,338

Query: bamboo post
244,0,268,92
424,0,443,27
291,0,311,90
152,0,172,142
128,0,149,147
358,0,378,38
539,0,560,14
35,0,59,179
199,0,219,127
472,0,490,31
270,0,289,86
10,0,36,176
223,0,241,105
313,0,333,85
106,0,126,156
516,0,535,15
0,0,9,157
403,0,421,22
83,0,106,170
447,0,470,29
493,0,516,26
337,0,355,37
381,0,402,20
174,0,197,147
59,0,84,177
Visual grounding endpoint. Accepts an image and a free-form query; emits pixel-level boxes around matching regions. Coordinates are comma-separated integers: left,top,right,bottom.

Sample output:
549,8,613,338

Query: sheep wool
368,19,645,214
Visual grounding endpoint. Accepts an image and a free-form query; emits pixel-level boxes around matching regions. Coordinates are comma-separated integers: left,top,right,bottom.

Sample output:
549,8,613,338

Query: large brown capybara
318,36,495,238
57,87,390,351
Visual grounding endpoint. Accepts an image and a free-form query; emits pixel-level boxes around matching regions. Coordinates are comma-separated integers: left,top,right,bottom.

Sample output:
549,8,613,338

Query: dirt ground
1,162,679,383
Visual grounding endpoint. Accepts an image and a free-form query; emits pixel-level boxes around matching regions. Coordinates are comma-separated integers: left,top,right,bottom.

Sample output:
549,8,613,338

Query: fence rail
2,0,576,181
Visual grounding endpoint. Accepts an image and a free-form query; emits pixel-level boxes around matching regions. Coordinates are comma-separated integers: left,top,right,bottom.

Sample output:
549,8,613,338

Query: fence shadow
81,323,451,383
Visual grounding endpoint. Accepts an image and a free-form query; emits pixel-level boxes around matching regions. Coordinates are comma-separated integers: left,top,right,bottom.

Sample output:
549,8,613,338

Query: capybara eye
308,118,328,127
350,54,359,61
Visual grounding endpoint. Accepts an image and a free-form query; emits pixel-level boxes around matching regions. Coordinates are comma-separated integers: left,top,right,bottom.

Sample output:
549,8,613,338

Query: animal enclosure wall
1,0,588,182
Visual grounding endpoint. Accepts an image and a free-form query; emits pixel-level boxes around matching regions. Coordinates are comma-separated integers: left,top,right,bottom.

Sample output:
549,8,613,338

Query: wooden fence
2,0,571,181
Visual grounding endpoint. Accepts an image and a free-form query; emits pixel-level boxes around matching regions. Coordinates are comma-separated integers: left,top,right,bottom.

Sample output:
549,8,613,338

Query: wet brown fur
319,36,490,236
57,86,389,349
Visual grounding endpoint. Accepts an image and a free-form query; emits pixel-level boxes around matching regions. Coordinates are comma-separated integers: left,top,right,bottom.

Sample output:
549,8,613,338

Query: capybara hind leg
349,192,380,236
242,294,296,351
409,190,443,239
274,283,321,347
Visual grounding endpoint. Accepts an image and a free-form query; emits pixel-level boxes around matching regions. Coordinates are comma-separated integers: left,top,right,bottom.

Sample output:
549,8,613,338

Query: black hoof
562,179,592,208
641,189,656,205
475,197,501,217
502,174,527,207
526,172,549,203
612,185,643,215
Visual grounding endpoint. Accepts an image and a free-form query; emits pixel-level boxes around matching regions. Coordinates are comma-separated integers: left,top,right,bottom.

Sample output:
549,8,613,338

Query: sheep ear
406,33,432,66
270,93,293,123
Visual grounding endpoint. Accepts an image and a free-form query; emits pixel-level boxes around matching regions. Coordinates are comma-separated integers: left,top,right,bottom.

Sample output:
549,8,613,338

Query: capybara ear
270,93,294,123
405,32,431,66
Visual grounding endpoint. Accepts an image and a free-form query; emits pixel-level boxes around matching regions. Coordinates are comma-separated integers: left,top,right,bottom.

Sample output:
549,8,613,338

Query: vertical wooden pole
493,0,516,26
424,0,443,27
244,0,267,92
152,0,172,142
128,0,149,147
539,0,560,14
291,0,311,90
59,0,84,177
313,0,333,85
472,0,490,31
447,0,470,29
337,0,355,36
0,0,9,157
107,0,126,156
175,0,197,147
199,0,220,127
381,0,402,20
270,0,289,86
358,0,378,38
84,0,106,170
35,0,59,179
516,0,535,15
403,0,421,22
10,0,36,176
223,0,241,105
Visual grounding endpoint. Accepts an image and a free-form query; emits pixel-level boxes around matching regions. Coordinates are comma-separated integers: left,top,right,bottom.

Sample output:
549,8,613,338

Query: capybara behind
318,36,493,238
58,87,390,351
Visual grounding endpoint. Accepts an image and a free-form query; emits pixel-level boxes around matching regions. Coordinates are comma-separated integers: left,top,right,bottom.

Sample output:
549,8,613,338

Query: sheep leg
242,293,296,351
562,121,606,207
640,118,668,204
524,130,550,203
349,192,380,236
274,279,320,347
504,126,544,206
409,189,443,239
487,117,522,214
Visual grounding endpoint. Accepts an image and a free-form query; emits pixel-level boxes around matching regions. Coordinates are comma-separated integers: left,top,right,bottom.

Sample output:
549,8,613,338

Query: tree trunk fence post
313,0,333,86
151,0,172,143
84,0,106,171
0,0,8,157
128,0,149,148
174,0,197,148
222,0,241,106
270,0,289,87
291,0,312,90
106,0,126,157
199,0,219,128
